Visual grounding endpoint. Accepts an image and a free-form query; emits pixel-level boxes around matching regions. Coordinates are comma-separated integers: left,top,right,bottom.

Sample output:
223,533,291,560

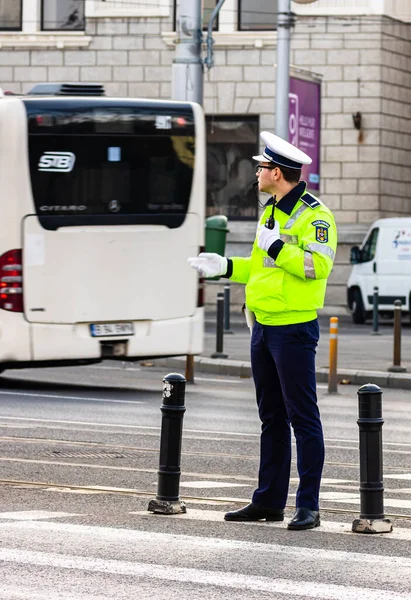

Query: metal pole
224,283,233,334
388,299,406,372
352,384,392,533
204,0,227,70
328,317,338,394
185,354,194,384
275,0,293,139
148,373,187,515
371,286,380,335
172,0,203,105
211,292,228,358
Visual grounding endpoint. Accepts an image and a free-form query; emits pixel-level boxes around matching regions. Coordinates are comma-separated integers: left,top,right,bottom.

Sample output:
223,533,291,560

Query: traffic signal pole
275,0,293,139
172,0,203,105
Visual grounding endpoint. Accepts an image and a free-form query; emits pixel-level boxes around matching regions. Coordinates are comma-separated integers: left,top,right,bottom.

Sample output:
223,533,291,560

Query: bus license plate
90,323,134,337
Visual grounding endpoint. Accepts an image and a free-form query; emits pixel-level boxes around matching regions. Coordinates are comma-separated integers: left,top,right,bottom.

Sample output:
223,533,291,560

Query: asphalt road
0,364,411,598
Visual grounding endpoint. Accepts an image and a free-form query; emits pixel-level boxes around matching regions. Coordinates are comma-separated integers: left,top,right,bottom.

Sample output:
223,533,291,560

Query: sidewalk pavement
158,309,411,390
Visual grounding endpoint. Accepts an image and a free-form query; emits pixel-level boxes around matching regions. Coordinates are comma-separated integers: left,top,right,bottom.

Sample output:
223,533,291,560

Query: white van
347,218,411,323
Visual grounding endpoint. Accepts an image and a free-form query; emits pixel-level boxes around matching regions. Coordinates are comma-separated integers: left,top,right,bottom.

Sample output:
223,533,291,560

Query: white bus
0,91,205,372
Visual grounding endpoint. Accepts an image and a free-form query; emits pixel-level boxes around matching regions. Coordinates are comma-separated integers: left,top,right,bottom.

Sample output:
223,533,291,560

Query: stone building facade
0,0,410,310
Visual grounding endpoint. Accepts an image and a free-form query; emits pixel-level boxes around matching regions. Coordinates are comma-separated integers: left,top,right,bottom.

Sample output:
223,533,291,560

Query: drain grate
48,451,128,459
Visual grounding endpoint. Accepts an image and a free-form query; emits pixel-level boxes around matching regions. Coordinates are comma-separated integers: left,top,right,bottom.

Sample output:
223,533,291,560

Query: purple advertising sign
288,77,321,191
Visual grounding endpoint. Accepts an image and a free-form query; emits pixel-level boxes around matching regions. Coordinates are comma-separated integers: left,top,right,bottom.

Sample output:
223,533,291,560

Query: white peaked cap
252,131,312,169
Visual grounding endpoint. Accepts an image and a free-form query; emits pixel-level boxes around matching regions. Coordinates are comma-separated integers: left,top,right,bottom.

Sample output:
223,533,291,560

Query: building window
206,116,259,220
0,0,23,30
42,0,85,31
174,0,218,32
238,0,277,31
202,0,218,30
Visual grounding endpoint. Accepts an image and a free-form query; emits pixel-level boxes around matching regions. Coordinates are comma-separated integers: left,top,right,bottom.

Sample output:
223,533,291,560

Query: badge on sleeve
312,220,330,243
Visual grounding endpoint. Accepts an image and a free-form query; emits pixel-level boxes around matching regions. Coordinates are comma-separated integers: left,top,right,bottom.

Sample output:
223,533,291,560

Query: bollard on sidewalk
223,283,234,334
185,355,194,384
328,317,339,394
211,292,228,358
371,286,381,336
388,299,406,373
148,373,187,515
352,383,392,534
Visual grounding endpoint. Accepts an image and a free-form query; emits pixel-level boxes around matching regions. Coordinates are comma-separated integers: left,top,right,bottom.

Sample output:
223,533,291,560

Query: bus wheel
351,289,366,324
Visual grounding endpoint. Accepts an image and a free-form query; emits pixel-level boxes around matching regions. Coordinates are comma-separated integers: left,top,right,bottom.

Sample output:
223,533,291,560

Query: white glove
257,220,281,252
187,252,228,278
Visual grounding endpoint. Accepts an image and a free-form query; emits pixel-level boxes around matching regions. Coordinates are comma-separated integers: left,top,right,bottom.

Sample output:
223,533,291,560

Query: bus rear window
24,100,195,230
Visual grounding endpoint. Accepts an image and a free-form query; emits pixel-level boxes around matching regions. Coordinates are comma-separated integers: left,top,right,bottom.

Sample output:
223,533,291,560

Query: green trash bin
204,215,229,280
205,215,229,256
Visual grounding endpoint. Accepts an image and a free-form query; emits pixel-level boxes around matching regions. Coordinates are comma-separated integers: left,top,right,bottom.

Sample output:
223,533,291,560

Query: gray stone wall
380,18,411,217
1,13,410,311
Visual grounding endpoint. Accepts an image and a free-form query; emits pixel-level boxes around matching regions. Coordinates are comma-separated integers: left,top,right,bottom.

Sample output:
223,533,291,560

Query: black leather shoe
287,507,320,530
224,503,284,522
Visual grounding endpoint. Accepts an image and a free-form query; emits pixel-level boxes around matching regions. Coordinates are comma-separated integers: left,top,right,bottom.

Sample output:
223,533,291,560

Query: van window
361,228,379,262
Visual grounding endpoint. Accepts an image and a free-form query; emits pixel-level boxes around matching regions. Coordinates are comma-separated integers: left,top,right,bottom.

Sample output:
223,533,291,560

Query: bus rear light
0,249,23,312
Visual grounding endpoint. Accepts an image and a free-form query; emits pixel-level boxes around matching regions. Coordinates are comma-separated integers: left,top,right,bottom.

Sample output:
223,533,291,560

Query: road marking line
0,391,143,405
0,416,259,435
133,509,411,540
321,495,411,510
0,416,163,430
194,377,243,384
0,549,404,600
320,492,358,500
0,416,406,454
0,458,352,486
0,524,410,600
85,365,141,372
3,519,411,559
180,481,251,489
0,511,84,521
326,438,411,448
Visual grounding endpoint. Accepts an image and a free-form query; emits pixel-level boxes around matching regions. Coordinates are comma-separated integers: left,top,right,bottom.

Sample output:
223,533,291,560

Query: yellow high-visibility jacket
229,188,337,325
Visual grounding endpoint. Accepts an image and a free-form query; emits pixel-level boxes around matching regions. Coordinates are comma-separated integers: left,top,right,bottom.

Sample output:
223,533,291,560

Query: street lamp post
276,0,319,139
275,0,293,139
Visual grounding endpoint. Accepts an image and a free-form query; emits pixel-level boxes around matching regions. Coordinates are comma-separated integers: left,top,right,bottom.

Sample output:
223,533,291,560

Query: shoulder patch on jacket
312,220,330,243
301,193,321,209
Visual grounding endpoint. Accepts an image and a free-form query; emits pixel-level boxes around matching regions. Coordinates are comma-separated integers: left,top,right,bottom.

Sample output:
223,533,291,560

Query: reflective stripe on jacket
230,191,337,326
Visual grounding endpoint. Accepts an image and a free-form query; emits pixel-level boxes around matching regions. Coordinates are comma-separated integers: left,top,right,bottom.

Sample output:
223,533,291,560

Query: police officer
188,131,337,530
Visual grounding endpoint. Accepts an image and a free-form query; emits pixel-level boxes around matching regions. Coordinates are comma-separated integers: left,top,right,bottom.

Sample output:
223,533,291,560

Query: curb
157,356,411,390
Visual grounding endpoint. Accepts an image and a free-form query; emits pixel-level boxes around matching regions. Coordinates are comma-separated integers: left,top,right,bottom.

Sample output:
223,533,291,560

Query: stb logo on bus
38,151,76,173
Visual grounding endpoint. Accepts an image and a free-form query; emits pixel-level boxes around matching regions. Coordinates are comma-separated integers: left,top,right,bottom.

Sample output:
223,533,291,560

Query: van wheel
351,289,366,324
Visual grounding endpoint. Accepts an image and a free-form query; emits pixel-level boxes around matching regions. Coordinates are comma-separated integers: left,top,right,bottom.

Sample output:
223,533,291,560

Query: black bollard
223,283,233,334
352,383,392,533
388,299,406,372
371,287,381,335
211,292,228,358
148,373,187,515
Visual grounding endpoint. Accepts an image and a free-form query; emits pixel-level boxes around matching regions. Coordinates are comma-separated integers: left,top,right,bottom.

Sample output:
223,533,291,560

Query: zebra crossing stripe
0,547,409,600
134,509,411,540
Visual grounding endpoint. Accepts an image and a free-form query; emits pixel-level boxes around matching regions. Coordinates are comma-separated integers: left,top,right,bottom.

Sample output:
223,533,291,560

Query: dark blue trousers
251,319,324,511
